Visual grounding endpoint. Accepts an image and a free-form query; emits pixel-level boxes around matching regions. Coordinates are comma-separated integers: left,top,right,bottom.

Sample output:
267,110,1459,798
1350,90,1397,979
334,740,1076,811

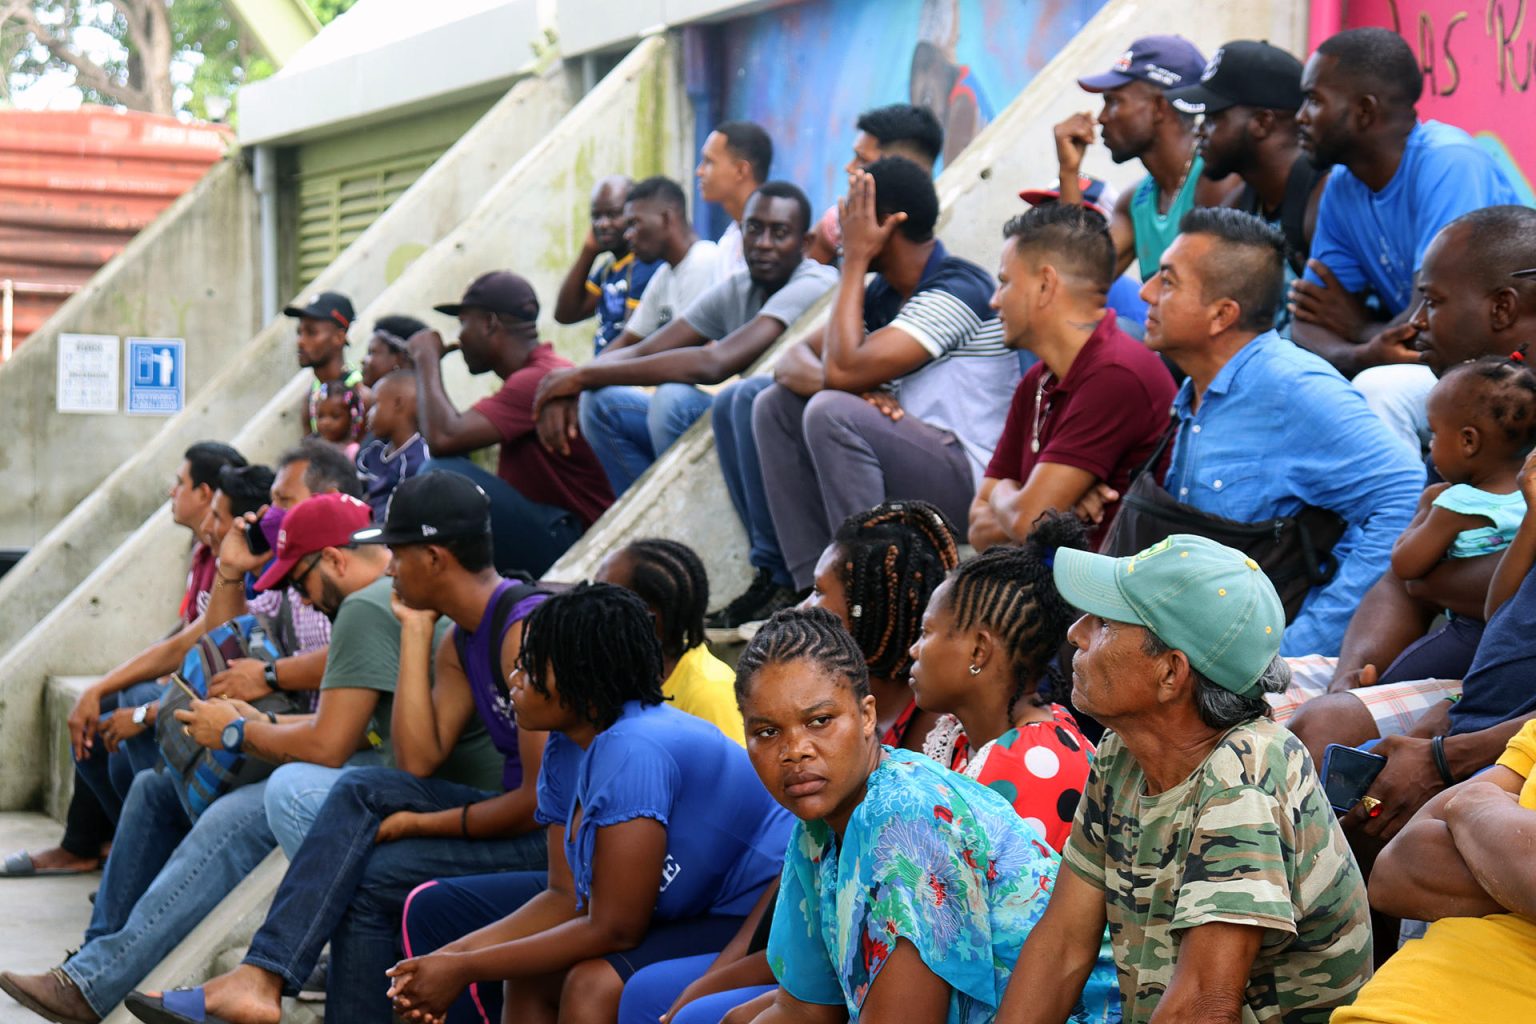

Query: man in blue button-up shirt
1142,208,1423,656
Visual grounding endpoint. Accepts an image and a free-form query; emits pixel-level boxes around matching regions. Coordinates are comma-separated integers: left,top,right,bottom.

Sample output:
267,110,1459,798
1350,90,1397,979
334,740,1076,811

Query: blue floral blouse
768,747,1120,1024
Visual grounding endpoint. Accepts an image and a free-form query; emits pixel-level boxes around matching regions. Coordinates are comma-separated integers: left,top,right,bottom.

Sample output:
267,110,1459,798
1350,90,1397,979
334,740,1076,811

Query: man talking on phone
996,535,1371,1024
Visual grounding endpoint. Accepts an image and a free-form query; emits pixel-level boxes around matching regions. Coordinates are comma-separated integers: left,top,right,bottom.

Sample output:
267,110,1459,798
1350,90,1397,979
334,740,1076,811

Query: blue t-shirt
355,433,429,521
1450,566,1536,735
589,253,663,354
535,701,792,918
1303,121,1523,316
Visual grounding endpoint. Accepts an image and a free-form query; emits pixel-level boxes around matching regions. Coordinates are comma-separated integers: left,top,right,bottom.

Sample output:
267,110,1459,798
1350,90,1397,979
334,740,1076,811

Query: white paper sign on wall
57,333,121,414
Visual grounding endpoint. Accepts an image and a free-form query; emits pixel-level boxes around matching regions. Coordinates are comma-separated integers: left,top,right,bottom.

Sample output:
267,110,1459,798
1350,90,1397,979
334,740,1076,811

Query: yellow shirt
1332,720,1536,1024
663,644,745,746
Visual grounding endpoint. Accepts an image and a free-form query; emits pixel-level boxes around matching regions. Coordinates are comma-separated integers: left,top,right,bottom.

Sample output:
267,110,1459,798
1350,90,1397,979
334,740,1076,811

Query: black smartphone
244,519,271,557
1321,743,1388,814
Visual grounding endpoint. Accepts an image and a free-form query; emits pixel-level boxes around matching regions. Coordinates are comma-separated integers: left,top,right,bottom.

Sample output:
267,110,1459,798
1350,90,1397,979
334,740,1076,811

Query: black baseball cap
1078,35,1206,93
283,290,355,329
433,271,540,321
351,471,492,547
1168,40,1304,114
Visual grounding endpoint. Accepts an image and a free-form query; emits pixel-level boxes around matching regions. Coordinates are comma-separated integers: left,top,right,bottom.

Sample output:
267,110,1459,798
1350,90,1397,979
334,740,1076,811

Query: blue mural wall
689,0,1108,234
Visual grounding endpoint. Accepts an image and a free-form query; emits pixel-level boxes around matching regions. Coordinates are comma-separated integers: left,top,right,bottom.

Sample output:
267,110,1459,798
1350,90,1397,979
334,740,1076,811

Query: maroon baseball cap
254,493,373,592
1019,175,1121,219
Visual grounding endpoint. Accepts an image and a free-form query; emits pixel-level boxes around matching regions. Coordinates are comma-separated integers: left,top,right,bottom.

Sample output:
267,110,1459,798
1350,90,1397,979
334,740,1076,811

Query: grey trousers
753,384,974,588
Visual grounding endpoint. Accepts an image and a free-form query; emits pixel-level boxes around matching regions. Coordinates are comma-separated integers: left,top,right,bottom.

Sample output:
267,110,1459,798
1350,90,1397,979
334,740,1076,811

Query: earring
968,664,981,676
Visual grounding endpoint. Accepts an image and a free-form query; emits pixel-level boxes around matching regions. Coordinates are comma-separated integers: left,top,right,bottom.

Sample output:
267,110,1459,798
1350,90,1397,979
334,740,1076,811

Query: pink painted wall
1341,0,1536,202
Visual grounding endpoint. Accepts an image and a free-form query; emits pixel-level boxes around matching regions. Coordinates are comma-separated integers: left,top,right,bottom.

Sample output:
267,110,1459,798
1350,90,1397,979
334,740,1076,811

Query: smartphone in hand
244,519,271,557
1321,743,1388,814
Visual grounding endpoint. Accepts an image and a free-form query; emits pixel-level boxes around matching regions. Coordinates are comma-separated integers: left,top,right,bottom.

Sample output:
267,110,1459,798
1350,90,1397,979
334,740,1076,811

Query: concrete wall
0,158,261,551
0,35,690,810
0,63,574,662
544,0,1307,594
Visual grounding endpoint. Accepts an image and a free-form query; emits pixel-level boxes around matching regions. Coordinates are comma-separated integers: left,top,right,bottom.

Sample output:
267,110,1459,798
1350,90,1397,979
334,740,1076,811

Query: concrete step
44,676,97,823
0,812,97,1024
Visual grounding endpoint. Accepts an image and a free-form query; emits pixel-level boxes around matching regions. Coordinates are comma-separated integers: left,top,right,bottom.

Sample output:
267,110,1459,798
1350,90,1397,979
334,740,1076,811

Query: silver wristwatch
132,704,150,726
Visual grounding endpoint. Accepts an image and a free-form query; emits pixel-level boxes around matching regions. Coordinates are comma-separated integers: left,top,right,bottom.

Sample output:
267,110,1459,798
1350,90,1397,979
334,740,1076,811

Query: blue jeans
401,870,550,1024
618,952,775,1024
242,768,548,1024
62,763,357,1015
74,680,164,825
420,457,584,579
710,377,791,587
580,384,713,495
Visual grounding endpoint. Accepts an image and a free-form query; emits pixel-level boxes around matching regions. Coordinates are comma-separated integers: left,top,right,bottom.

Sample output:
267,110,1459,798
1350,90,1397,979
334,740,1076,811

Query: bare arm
1391,505,1483,581
553,236,604,324
968,479,1011,552
380,726,548,843
1368,765,1523,921
1487,452,1536,618
747,990,848,1024
237,686,383,767
408,331,504,456
986,463,1098,545
772,327,829,398
583,317,788,389
1443,777,1536,918
856,939,951,1024
389,612,476,777
997,867,1108,1024
1146,923,1264,1024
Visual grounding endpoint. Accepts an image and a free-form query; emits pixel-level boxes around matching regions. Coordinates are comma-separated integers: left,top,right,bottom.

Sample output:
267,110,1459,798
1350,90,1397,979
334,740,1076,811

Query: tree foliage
1,0,357,118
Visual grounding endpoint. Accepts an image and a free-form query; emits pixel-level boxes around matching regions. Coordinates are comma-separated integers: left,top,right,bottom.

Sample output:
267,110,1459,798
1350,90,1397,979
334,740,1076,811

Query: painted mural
707,0,1107,222
1344,0,1536,203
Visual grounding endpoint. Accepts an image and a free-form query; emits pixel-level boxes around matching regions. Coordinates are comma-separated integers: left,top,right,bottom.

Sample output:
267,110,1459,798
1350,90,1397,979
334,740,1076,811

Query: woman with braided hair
596,537,744,743
387,583,791,1024
734,606,1117,1024
804,499,960,759
908,511,1096,853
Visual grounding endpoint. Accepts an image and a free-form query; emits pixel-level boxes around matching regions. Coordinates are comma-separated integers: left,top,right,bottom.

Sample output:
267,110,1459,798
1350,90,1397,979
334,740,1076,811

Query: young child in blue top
355,368,430,520
734,607,1119,1024
386,583,792,1024
1392,358,1536,578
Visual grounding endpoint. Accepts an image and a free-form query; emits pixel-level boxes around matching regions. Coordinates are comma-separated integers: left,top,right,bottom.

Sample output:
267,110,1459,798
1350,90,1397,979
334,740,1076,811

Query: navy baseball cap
1078,35,1207,93
1019,176,1121,219
1168,40,1304,114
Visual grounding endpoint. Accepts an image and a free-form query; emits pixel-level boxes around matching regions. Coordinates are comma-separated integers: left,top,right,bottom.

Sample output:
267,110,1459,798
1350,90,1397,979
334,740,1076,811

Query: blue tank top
456,579,547,791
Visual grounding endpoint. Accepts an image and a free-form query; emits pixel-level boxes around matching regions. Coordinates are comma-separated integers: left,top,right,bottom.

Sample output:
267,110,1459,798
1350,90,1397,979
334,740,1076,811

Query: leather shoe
0,967,100,1023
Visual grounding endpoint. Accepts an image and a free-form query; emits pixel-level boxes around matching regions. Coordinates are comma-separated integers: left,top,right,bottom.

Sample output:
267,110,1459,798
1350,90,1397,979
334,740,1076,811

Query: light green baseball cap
1053,534,1284,695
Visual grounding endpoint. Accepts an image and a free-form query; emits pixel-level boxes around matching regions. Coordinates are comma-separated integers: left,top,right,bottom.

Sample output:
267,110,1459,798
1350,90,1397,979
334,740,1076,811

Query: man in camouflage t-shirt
997,536,1372,1024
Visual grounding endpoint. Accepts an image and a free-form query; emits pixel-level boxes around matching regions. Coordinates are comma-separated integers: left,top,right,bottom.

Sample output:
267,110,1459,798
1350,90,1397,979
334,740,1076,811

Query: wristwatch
132,704,150,726
221,716,246,754
263,660,280,691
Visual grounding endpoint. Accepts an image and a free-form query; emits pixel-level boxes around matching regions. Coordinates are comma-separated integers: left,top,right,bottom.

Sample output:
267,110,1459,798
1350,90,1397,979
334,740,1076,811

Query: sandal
125,988,231,1024
0,849,101,877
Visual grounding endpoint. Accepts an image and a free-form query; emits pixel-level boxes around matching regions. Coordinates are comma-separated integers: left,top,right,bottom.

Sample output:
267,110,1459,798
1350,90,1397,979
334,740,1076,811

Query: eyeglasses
288,553,323,593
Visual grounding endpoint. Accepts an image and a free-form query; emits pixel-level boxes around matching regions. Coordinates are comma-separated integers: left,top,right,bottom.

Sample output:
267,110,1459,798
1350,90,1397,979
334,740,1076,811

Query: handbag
1100,421,1347,622
155,610,309,821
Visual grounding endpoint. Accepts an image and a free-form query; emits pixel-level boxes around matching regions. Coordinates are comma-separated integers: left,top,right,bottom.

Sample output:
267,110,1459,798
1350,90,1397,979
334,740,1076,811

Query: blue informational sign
125,337,186,416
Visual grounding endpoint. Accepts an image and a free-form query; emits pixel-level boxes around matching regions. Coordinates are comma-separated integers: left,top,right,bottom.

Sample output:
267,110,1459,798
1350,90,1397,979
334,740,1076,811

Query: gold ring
1360,795,1382,815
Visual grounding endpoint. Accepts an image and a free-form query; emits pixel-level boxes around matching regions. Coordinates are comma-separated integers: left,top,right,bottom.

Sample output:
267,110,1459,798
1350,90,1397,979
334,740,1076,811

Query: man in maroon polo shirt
968,204,1175,550
408,271,614,578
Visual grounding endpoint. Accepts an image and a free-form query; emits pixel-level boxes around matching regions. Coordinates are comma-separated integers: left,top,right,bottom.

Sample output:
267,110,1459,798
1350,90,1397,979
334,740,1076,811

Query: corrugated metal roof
0,106,231,353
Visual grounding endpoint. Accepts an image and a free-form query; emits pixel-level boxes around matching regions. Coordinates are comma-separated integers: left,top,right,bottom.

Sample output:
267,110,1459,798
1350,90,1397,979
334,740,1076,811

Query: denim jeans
401,870,550,1024
242,768,548,1024
710,377,791,587
74,679,165,826
419,457,584,579
62,763,357,1016
579,384,713,495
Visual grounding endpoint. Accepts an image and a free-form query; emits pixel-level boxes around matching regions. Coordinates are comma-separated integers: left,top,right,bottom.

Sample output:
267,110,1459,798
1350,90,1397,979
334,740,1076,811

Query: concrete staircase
5,1,1309,1018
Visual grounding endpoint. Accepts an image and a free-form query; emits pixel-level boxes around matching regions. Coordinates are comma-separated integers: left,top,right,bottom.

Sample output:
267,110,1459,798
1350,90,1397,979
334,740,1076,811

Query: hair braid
518,582,665,730
1445,355,1536,449
943,511,1088,710
832,500,959,679
623,538,710,659
735,607,870,704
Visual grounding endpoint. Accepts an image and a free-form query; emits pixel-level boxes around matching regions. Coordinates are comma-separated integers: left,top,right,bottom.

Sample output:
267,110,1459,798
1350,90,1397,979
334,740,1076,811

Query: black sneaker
706,568,798,630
